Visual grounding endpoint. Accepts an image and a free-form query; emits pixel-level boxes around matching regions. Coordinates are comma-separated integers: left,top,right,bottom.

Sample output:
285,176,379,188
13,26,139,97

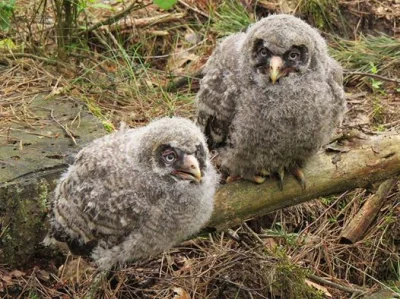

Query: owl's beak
173,154,202,183
269,56,283,84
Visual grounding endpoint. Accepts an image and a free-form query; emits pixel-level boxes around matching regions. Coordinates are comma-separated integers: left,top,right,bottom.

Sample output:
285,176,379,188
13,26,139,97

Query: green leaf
369,62,378,74
371,80,383,90
0,38,16,49
153,0,177,10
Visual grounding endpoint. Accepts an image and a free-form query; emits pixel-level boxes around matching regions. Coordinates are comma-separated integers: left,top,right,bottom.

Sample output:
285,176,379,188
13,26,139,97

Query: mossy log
0,96,106,267
1,109,400,266
207,133,400,231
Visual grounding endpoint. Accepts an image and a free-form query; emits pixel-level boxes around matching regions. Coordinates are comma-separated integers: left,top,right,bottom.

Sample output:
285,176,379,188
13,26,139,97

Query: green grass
330,34,400,74
212,0,253,36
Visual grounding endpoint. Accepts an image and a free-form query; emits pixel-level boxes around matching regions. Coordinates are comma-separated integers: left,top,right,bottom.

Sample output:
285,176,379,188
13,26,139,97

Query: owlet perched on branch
45,117,219,270
196,14,346,189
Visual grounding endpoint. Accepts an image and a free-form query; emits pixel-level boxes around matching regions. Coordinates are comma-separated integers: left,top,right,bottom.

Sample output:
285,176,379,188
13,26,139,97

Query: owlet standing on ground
196,14,346,189
45,117,219,270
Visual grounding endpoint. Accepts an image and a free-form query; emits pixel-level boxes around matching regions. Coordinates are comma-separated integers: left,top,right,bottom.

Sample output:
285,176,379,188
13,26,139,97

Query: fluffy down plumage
196,14,346,186
45,117,219,270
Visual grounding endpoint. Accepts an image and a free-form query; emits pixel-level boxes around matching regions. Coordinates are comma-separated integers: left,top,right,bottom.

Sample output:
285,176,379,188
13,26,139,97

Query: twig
178,0,210,19
0,53,71,69
78,1,143,36
144,39,207,59
105,12,186,33
340,178,398,243
242,222,264,245
165,69,204,91
50,109,78,145
9,128,54,138
344,70,400,84
307,273,364,296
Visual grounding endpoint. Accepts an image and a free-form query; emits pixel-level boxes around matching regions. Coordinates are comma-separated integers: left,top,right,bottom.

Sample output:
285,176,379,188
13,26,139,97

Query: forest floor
1,0,400,298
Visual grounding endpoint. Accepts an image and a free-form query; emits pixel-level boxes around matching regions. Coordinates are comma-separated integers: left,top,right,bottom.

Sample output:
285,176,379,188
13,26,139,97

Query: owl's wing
52,134,150,249
196,33,244,149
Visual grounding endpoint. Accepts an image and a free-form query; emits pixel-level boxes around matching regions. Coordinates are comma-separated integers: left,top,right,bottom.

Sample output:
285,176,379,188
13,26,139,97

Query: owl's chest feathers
229,81,331,165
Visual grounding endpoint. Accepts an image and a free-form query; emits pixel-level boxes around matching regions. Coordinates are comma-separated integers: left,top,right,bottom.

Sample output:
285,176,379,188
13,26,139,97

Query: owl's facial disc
159,145,202,184
253,41,309,83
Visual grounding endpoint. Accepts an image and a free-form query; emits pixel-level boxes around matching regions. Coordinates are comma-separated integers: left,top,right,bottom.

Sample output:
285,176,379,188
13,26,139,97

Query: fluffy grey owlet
45,117,219,270
196,14,346,189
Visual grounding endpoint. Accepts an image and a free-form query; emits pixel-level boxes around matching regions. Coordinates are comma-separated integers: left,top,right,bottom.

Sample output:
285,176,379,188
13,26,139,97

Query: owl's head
137,117,209,184
240,14,328,85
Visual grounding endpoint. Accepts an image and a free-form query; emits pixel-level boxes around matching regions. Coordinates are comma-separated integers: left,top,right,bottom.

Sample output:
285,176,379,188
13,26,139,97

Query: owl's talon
253,175,266,184
291,167,306,190
226,175,242,183
277,168,285,191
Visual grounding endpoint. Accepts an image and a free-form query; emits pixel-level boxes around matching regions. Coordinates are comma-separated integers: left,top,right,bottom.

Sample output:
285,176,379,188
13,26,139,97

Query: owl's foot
290,167,306,190
226,175,242,183
252,175,266,184
277,168,285,191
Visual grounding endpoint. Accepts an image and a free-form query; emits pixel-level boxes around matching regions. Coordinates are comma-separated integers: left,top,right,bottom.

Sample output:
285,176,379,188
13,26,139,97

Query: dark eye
163,152,176,163
288,51,300,61
260,48,269,56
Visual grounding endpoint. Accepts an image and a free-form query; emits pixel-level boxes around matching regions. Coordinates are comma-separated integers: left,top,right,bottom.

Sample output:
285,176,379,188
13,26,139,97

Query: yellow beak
269,56,283,84
174,154,202,183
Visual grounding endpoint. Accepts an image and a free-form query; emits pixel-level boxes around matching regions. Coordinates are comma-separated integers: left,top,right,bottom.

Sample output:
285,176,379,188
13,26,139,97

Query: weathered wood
340,178,398,244
206,134,400,231
2,99,400,267
0,95,106,266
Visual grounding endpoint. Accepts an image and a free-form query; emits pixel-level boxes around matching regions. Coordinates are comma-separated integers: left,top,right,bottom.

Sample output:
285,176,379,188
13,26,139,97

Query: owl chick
45,117,219,270
196,14,346,189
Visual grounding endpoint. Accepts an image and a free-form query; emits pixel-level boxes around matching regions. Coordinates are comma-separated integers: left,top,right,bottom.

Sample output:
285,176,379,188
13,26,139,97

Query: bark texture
206,134,400,231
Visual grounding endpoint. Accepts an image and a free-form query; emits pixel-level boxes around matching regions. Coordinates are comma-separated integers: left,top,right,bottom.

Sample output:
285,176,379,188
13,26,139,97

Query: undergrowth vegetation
0,0,399,298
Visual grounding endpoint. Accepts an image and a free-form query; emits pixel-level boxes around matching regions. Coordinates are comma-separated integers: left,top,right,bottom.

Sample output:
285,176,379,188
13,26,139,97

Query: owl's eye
260,48,269,56
288,51,300,61
163,152,177,163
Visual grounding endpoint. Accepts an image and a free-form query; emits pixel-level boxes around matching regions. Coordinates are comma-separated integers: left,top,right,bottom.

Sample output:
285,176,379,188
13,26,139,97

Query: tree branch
340,177,398,243
343,70,400,84
206,134,400,231
77,1,143,36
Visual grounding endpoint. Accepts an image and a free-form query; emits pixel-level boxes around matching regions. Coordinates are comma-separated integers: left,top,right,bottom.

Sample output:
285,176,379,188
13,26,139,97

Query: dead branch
340,178,398,244
78,1,143,36
50,109,78,145
106,13,187,33
178,0,210,19
0,53,71,69
344,70,400,84
307,274,364,296
165,69,203,91
207,134,400,231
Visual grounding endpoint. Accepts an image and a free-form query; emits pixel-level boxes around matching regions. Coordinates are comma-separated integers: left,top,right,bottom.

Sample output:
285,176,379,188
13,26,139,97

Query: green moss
0,176,56,266
38,180,49,210
265,249,324,299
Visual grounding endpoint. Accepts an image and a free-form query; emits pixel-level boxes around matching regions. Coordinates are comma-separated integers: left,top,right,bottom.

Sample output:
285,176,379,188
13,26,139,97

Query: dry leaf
10,270,25,278
173,287,190,299
1,275,13,286
166,49,199,73
305,278,332,297
36,269,51,282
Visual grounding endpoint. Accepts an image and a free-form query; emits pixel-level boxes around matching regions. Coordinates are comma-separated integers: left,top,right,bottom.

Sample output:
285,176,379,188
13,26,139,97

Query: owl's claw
277,168,285,191
226,175,242,183
260,169,270,176
290,167,306,190
253,175,266,184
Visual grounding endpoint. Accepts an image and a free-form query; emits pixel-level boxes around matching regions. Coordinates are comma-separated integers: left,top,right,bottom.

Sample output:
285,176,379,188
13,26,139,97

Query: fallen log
1,128,400,267
206,133,400,231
